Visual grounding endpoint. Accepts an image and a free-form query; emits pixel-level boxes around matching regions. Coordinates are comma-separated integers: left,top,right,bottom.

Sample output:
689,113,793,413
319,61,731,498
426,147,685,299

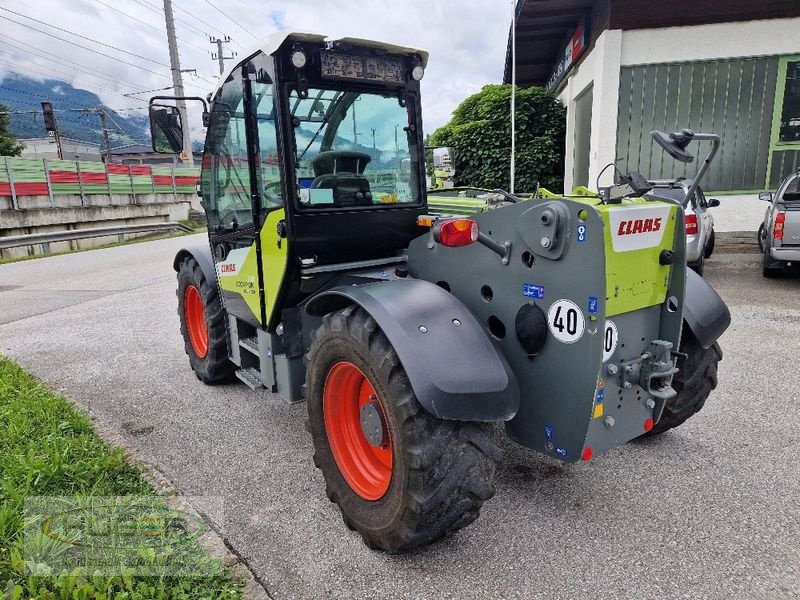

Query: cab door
201,58,284,327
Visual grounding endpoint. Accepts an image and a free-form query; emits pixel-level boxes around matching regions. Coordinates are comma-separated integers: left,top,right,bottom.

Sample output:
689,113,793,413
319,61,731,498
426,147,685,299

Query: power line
0,7,170,68
0,36,152,94
202,0,258,39
0,86,146,113
0,14,171,78
171,0,239,45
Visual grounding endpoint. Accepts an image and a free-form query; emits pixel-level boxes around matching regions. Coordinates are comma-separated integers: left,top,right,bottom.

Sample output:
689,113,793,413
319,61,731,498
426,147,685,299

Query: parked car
647,180,719,275
758,171,800,277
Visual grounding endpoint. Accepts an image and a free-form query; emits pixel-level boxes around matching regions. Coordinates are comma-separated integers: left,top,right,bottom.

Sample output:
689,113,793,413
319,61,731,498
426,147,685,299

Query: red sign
546,18,589,91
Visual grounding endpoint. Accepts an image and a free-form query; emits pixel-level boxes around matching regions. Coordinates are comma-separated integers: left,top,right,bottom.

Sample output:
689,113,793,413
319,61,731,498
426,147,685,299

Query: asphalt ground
1,234,799,600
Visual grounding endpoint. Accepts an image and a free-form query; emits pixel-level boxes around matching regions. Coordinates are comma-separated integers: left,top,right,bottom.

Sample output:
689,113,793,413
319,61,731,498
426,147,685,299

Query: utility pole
96,110,112,163
210,36,237,75
163,0,193,166
41,102,63,159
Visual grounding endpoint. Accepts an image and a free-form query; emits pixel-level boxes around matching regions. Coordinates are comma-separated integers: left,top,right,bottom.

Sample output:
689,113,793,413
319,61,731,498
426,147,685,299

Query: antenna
510,0,517,194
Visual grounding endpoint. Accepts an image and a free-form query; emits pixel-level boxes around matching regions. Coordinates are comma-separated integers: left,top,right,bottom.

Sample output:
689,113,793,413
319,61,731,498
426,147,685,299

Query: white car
647,180,718,275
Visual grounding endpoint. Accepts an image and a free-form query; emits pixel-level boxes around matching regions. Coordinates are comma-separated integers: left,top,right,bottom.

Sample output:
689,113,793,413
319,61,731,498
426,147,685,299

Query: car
647,179,719,275
758,171,800,277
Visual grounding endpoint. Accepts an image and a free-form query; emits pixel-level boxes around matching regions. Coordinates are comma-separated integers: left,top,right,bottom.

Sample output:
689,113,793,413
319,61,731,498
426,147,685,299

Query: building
20,137,101,161
504,1,800,194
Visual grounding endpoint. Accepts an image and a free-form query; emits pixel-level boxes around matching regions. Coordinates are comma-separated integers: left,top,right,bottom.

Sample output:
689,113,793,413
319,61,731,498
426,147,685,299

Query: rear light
434,218,479,247
774,212,786,240
581,447,593,461
644,418,654,432
685,213,698,235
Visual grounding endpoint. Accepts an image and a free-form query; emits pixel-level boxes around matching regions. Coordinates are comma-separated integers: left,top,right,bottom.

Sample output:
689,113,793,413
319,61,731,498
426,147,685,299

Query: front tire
704,229,715,258
306,305,499,553
646,327,721,436
176,257,234,383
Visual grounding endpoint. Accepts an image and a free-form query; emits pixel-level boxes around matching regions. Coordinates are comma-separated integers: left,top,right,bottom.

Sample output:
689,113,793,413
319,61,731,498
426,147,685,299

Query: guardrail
0,222,194,254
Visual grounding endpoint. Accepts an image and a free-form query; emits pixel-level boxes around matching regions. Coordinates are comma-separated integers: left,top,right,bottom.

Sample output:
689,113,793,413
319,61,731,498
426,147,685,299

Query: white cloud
0,0,512,136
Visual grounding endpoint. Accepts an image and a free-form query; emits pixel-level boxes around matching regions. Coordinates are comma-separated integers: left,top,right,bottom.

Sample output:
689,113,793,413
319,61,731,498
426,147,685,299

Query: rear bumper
685,235,702,262
770,247,800,262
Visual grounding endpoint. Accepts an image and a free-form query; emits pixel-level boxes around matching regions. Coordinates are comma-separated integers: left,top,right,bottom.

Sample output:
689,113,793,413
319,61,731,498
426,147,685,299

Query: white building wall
557,17,800,193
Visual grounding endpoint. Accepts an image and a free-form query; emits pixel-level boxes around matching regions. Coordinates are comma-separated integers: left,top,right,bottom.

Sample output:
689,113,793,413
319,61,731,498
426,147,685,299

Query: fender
683,268,731,348
173,243,216,285
306,279,520,422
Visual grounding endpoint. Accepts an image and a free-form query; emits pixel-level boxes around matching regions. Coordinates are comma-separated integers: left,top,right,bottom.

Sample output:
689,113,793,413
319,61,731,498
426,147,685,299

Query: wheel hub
359,397,387,447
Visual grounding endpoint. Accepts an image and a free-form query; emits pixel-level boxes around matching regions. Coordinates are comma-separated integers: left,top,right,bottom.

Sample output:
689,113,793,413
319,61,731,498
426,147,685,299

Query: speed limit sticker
547,299,585,344
602,320,618,362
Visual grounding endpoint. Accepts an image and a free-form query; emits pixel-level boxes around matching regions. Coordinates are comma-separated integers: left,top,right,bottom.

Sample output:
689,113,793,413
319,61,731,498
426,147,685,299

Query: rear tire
305,305,500,553
762,250,784,278
645,327,721,436
689,251,705,276
176,256,234,383
704,229,715,259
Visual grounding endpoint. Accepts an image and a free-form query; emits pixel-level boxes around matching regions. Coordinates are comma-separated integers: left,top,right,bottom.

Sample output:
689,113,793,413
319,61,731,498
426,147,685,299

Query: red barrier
107,164,130,175
129,165,152,176
153,175,173,185
174,176,199,186
49,171,80,183
13,182,50,195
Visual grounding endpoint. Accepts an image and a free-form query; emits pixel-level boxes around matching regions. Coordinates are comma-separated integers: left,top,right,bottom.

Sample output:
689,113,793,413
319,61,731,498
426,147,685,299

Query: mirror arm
683,133,720,206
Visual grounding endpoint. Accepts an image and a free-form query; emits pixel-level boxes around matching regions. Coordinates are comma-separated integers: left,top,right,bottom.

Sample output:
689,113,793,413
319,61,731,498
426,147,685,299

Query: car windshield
290,87,419,208
780,177,800,202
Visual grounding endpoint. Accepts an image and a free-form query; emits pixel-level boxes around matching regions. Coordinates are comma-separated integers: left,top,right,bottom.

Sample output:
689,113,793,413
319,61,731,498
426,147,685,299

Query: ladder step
239,336,259,355
235,367,262,390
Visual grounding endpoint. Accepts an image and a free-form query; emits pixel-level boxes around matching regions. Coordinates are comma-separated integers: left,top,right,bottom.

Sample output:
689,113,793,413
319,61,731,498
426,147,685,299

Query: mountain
0,75,149,148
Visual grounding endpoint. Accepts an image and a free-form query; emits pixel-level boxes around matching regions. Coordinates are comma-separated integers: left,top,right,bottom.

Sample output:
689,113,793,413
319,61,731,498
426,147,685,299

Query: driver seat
311,151,373,206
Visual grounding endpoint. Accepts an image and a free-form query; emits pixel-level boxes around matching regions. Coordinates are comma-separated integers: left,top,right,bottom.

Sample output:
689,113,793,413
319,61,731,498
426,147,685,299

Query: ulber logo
220,264,236,273
617,217,662,236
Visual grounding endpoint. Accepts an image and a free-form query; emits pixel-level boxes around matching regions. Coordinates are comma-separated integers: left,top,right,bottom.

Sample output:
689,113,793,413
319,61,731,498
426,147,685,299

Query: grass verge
0,357,242,599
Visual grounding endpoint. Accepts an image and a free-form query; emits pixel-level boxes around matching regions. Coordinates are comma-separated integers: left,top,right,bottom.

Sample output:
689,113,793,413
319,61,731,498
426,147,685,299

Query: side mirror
708,198,721,208
650,129,696,163
149,104,184,153
758,191,773,202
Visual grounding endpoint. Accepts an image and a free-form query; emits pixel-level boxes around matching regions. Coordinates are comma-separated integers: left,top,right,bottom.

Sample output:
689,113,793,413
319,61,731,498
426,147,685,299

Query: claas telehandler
148,32,730,553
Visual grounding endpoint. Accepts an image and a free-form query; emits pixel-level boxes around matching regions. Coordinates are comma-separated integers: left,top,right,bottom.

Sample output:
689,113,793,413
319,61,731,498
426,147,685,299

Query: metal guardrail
0,222,194,253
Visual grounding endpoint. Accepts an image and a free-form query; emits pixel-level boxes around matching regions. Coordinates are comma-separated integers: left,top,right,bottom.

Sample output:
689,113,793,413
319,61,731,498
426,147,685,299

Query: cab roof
213,31,429,96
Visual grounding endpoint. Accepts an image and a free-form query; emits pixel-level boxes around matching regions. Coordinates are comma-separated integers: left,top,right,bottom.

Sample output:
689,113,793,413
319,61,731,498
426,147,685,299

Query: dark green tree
0,104,24,157
429,84,566,192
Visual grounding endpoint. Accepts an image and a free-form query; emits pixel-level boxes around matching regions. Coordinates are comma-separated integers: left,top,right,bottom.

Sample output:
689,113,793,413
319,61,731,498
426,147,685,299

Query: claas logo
617,217,662,236
220,264,237,273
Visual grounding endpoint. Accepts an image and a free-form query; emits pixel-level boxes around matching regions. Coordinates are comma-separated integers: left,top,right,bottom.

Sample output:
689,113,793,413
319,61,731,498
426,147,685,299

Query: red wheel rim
184,285,209,359
323,362,392,501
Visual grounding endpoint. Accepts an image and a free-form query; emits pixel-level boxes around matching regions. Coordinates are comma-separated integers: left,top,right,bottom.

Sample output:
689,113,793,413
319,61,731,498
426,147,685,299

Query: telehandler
148,32,730,553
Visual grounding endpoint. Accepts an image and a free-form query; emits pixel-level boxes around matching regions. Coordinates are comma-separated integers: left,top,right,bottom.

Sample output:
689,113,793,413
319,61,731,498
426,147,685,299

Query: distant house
505,0,800,193
109,144,203,166
20,137,101,161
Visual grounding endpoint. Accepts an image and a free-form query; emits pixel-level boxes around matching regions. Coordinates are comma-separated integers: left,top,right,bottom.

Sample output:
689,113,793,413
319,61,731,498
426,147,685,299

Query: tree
429,84,566,193
0,104,24,157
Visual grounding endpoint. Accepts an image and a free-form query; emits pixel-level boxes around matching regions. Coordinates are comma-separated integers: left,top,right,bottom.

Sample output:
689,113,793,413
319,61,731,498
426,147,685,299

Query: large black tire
646,328,721,436
305,305,500,553
176,256,234,383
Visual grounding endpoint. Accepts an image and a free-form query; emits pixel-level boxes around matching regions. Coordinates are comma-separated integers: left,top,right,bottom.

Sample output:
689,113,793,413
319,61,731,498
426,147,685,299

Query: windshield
290,87,419,208
779,177,800,202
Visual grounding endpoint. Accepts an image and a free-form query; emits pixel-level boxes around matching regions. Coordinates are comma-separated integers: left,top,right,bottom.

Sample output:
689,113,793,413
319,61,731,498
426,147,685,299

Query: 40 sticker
547,299,585,344
603,320,618,362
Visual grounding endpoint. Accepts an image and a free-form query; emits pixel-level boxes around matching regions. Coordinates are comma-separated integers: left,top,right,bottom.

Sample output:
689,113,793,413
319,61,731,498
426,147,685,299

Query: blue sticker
595,389,605,403
588,296,599,314
555,447,569,458
544,425,553,440
577,224,588,243
379,271,389,278
523,283,545,299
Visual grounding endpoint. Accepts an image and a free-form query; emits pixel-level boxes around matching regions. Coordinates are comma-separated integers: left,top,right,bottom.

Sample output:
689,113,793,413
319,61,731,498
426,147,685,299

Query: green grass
0,358,242,599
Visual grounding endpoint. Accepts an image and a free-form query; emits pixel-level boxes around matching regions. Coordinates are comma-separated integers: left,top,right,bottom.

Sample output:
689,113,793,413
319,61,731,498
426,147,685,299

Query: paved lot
1,235,799,600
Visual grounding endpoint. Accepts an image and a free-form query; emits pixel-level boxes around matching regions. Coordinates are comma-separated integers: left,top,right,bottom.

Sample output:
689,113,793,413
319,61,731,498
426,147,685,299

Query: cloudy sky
0,0,513,137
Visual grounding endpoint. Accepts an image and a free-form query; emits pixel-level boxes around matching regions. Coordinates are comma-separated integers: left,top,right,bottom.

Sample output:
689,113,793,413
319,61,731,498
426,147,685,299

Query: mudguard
305,279,520,421
173,243,216,284
683,268,730,348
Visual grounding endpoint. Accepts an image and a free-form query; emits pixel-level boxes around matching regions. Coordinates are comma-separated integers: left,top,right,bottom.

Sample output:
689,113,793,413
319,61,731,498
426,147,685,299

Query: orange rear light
434,218,479,247
416,215,436,227
685,213,698,235
774,212,786,240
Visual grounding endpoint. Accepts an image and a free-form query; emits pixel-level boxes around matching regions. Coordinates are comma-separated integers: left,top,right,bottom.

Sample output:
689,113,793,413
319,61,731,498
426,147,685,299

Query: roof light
685,213,698,235
774,211,786,240
291,50,307,69
411,65,425,81
434,218,479,247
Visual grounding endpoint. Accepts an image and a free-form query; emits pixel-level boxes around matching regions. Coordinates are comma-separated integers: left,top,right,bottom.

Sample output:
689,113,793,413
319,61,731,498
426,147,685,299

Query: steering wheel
264,179,282,205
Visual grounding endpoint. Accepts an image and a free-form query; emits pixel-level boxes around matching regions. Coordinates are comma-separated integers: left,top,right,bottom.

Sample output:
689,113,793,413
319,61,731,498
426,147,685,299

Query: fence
0,156,200,207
